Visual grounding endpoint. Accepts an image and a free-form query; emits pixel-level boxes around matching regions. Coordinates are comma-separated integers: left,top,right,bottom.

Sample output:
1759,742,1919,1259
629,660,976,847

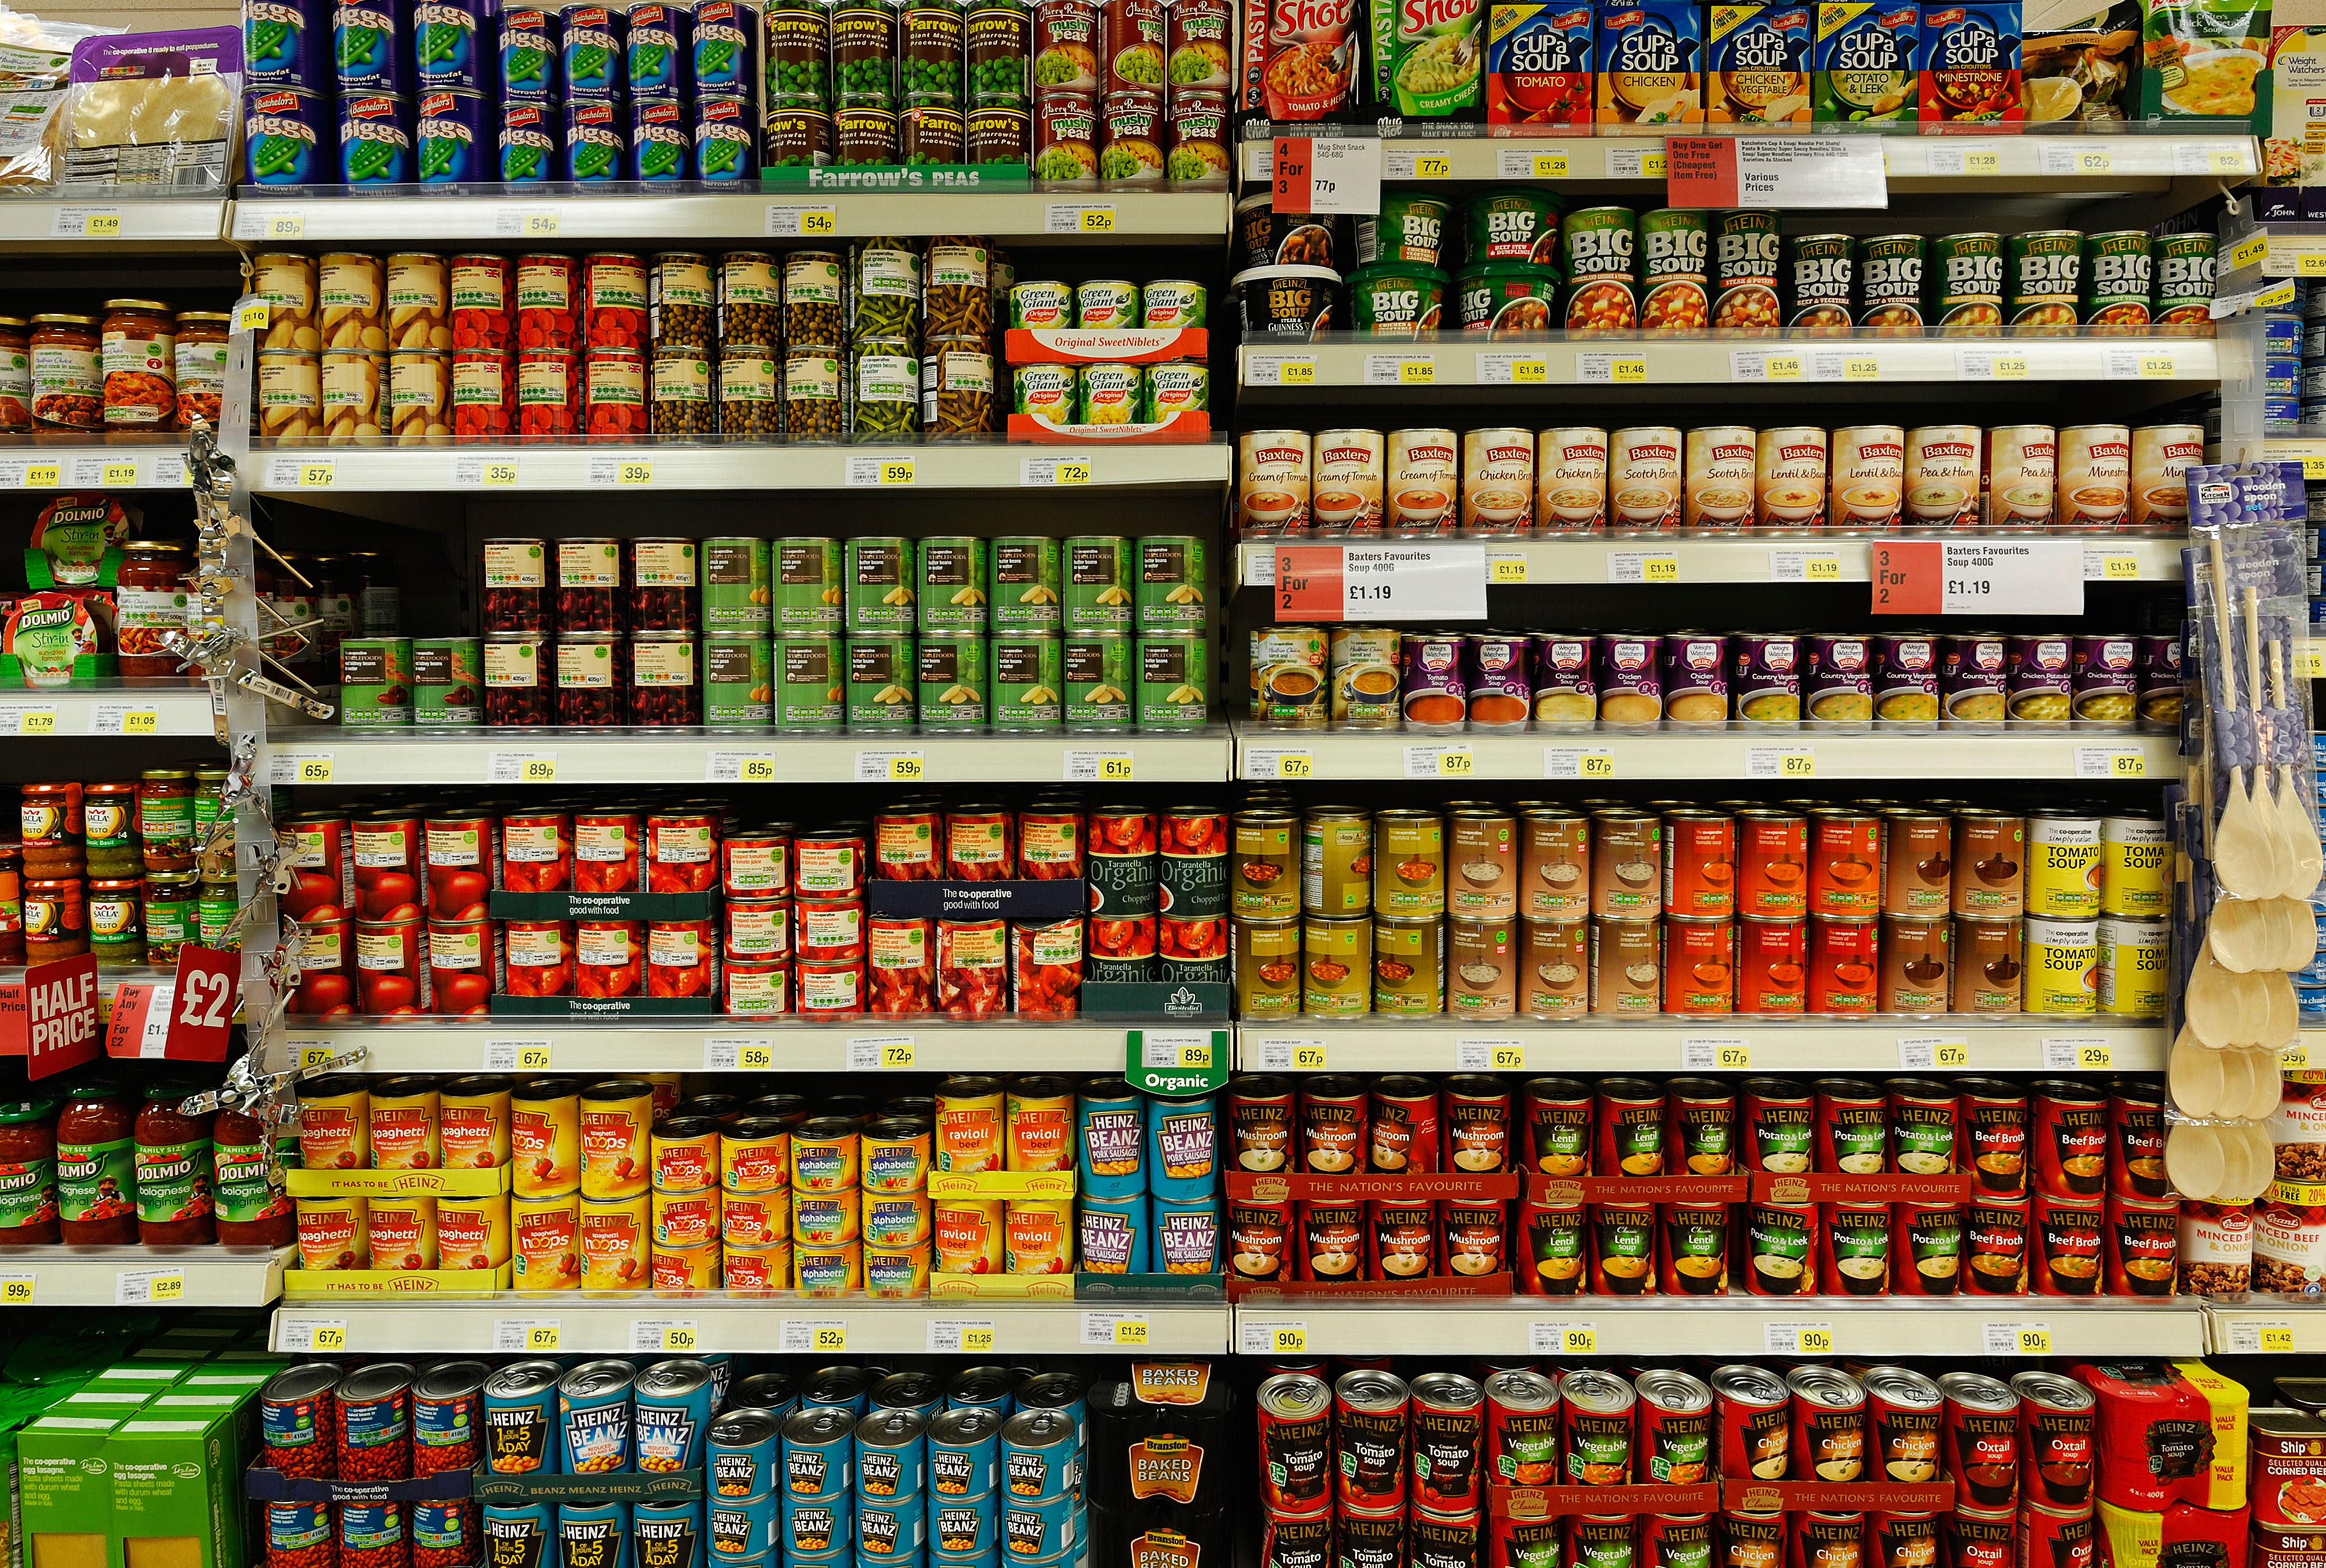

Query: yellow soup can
2097,914,2169,1018
579,1079,654,1201
512,1082,580,1199
2025,812,2102,918
1005,1198,1074,1275
2023,914,2099,1015
579,1193,649,1289
865,1244,933,1299
793,1186,862,1248
2101,816,2169,917
512,1192,580,1290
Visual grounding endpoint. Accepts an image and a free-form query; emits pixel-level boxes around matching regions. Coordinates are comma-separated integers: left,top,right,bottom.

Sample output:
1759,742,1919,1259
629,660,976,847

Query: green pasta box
20,1411,126,1568
86,1366,187,1393
110,1409,245,1568
2139,0,2271,127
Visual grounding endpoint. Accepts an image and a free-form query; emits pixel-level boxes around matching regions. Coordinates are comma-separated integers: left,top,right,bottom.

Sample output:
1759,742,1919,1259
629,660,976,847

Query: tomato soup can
1266,1510,1336,1568
1335,1369,1410,1512
1807,917,1878,1015
1899,1199,1964,1297
1735,917,1805,1014
1389,427,1460,535
1485,1368,1561,1485
1413,1510,1483,1568
1258,1371,1334,1514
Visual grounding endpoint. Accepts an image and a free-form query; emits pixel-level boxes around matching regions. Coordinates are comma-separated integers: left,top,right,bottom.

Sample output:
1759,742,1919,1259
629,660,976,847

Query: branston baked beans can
1787,1365,1865,1481
1314,427,1385,534
1830,425,1904,530
1462,428,1535,533
1755,427,1827,530
1863,1366,1943,1483
1538,426,1608,531
1485,1368,1560,1485
1239,430,1310,535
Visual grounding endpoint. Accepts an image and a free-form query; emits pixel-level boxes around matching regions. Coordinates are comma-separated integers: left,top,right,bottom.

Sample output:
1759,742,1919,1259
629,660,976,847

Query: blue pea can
333,1,406,93
497,7,560,97
1154,1195,1222,1273
1144,1094,1218,1202
692,0,755,93
626,2,692,96
485,1504,554,1565
1000,1409,1078,1503
412,1500,469,1563
857,1492,928,1560
500,100,561,182
695,94,758,182
634,1502,704,1568
1000,1492,1075,1561
561,4,626,95
1075,1191,1150,1274
417,87,488,181
931,1499,999,1560
632,96,692,179
412,0,489,88
245,87,331,185
777,1497,847,1558
713,1492,781,1558
1075,1081,1146,1199
635,1359,718,1473
782,1405,856,1500
557,1360,636,1475
565,99,628,181
559,1502,632,1568
245,0,332,89
710,1407,785,1499
928,1406,1003,1499
337,91,410,183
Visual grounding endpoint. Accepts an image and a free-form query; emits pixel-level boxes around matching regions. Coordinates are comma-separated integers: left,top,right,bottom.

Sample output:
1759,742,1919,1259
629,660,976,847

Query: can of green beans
1064,629,1132,729
1142,279,1207,328
776,632,845,730
846,633,916,731
991,632,1063,730
1136,632,1209,728
916,631,989,732
1135,535,1206,632
412,636,481,726
703,536,772,632
776,536,842,631
706,633,773,727
917,535,991,633
846,535,915,633
1065,534,1134,632
993,535,1062,630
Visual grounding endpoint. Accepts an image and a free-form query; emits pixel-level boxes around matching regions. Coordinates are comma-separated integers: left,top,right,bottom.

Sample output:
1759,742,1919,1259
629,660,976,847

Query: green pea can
412,636,482,725
1136,631,1209,729
1135,535,1207,632
1013,362,1075,427
1142,280,1207,328
1468,187,1563,264
706,633,774,727
846,535,916,633
2154,232,2215,334
993,535,1062,629
703,536,772,633
2080,230,2153,331
776,536,843,631
991,632,1063,730
198,880,239,952
1078,362,1141,426
1075,279,1140,328
339,637,415,727
1142,362,1210,422
916,631,989,732
2008,230,2081,333
917,535,991,633
1009,279,1072,328
1065,534,1134,632
846,633,916,732
1064,629,1132,729
778,632,845,730
1930,231,2003,336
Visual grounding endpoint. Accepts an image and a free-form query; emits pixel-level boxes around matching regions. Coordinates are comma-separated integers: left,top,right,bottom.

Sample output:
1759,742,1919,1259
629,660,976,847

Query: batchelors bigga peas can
778,632,845,730
414,636,482,725
1142,362,1209,422
1142,280,1207,328
917,535,991,635
1138,632,1208,729
1066,535,1134,632
776,537,842,632
1137,535,1206,632
917,632,988,731
2081,231,2152,331
847,537,914,633
341,637,415,726
991,633,1063,730
706,633,773,726
1064,631,1132,729
993,536,1062,631
1930,232,2003,336
1469,188,1562,265
704,536,771,632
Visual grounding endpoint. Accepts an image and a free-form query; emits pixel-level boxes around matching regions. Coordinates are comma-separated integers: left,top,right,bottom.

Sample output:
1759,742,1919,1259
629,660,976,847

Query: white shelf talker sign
1736,137,1887,207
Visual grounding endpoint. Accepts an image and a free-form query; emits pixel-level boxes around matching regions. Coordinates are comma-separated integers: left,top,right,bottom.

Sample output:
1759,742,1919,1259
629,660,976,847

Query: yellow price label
265,213,305,239
888,755,924,781
1411,153,1451,179
1268,1326,1309,1352
1079,207,1116,231
103,462,138,486
1576,754,1614,778
1492,1045,1525,1071
619,460,653,485
738,1045,775,1071
525,213,560,237
1,1278,32,1306
2305,648,2326,680
520,757,557,782
1992,356,2029,380
1642,152,1667,178
2077,1044,2113,1069
2207,147,2245,172
22,463,58,487
2076,149,2113,172
1778,754,1814,778
962,1327,996,1353
1491,557,1529,584
297,758,335,783
2233,234,2272,271
814,1325,848,1351
17,711,53,734
481,462,519,486
1610,357,1646,383
1764,355,1802,381
1532,152,1568,178
2261,281,2300,308
235,301,272,334
1292,1045,1327,1069
2262,1327,2297,1354
1798,1327,1834,1355
800,209,838,235
528,1325,562,1351
2299,253,2326,278
299,1046,337,1070
1098,756,1133,781
1843,358,1879,381
1509,359,1546,383
1440,749,1473,777
1113,1319,1150,1346
2100,556,2139,580
740,757,777,782
881,1041,916,1068
1054,461,1091,485
2284,1043,2310,1070
880,459,916,484
2138,355,2174,378
2305,456,2326,482
1963,150,1999,175
1179,1043,1212,1068
1718,1044,1751,1070
150,1274,184,1302
1277,359,1316,385
121,710,157,736
311,1325,346,1351
82,213,121,237
300,462,335,487
1398,360,1434,384
1640,557,1678,582
1936,1044,1969,1068
1559,1326,1597,1353
1274,753,1313,779
663,1327,697,1352
2016,1328,2052,1355
2109,753,2146,778
519,1046,553,1070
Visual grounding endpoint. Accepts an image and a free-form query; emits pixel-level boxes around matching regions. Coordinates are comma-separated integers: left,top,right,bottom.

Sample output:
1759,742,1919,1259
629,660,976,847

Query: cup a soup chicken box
1707,4,1814,121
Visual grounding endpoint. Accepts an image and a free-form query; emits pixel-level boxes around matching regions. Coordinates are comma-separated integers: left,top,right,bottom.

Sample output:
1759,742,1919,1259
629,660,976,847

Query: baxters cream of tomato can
1389,428,1460,536
1312,428,1385,535
1238,430,1311,536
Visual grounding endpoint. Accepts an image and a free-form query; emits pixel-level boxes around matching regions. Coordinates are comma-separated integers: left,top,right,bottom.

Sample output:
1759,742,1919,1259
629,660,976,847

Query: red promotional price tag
1274,544,1344,619
1874,539,2084,617
167,945,236,1061
1665,137,1739,207
1272,137,1312,213
20,955,100,1081
1871,541,1944,616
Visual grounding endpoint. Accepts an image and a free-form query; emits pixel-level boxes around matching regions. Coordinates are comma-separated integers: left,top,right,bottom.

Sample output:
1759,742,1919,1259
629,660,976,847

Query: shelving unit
283,1018,1154,1075
0,1247,290,1307
0,196,230,252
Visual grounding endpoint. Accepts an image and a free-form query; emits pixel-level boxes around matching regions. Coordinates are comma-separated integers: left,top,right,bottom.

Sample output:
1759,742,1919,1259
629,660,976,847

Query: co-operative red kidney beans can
1785,1367,1866,1483
1410,1372,1485,1515
1334,1370,1410,1513
1263,1512,1333,1568
1713,1363,1791,1484
1722,1511,1787,1568
2008,1371,2095,1509
1787,1513,1863,1568
1945,1509,2014,1568
2104,1194,2178,1297
1524,1077,1592,1176
1869,1513,1939,1568
1597,1078,1667,1178
1559,1370,1637,1486
1935,1372,2019,1511
2034,1191,2103,1295
2110,1082,2170,1201
1370,1075,1440,1174
1642,1513,1715,1568
1256,1371,1333,1515
1815,1078,1888,1176
1742,1078,1813,1176
1862,1367,1943,1485
2019,1505,2095,1568
1959,1079,2028,1196
2031,1081,2107,1200
1445,1075,1511,1173
1485,1368,1561,1486
1636,1370,1715,1484
1895,1202,1964,1297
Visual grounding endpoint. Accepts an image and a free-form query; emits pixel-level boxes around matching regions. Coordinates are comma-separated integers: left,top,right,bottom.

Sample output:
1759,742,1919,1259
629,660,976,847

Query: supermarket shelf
2205,1304,2326,1354
1233,535,2185,590
265,726,1234,785
0,442,189,489
1235,1019,2167,1075
252,440,1230,494
0,1246,289,1308
0,196,230,252
2252,231,2326,279
2265,440,2326,478
1229,1297,2204,1359
1231,722,2182,783
1237,337,2228,404
227,189,1232,247
282,1018,1160,1074
0,685,216,738
271,1299,1231,1355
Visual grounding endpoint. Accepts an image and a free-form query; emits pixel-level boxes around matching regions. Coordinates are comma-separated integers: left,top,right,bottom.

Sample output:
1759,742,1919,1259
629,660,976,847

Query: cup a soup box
1708,4,1814,120
1488,2,1596,122
1815,1,1921,119
1596,0,1706,123
1921,1,2025,118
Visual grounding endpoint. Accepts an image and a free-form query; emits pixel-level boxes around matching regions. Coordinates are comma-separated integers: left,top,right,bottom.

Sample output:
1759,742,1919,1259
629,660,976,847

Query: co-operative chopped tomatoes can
501,811,571,892
876,807,941,880
575,811,640,892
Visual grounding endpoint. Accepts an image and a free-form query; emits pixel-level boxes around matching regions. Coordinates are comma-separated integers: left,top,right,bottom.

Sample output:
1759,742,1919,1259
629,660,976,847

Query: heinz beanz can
1078,1079,1147,1198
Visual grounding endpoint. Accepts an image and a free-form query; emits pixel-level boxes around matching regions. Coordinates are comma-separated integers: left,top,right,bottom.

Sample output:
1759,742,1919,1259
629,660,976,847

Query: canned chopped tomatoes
798,957,864,1014
647,811,718,892
427,917,496,1016
1021,806,1084,877
869,915,934,1014
796,832,865,899
424,815,497,918
576,919,642,997
797,899,866,963
291,914,355,1015
938,917,1007,1018
356,913,427,1015
1091,806,1157,855
647,918,716,997
501,811,571,892
573,811,640,893
725,897,791,963
1012,917,1082,1016
504,918,571,996
876,807,942,880
725,958,790,1016
723,830,790,898
352,814,425,920
947,807,1015,879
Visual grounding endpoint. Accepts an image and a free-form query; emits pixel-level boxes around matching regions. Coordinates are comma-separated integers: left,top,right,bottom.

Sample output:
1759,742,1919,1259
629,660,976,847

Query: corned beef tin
2250,1409,2326,1529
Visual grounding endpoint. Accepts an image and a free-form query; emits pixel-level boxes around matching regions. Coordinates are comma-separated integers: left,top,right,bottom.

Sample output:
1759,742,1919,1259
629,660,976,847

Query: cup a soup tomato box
2249,1409,2326,1529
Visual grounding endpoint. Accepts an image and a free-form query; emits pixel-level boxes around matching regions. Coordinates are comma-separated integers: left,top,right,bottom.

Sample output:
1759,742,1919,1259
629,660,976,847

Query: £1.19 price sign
1871,539,2084,618
1275,542,1487,623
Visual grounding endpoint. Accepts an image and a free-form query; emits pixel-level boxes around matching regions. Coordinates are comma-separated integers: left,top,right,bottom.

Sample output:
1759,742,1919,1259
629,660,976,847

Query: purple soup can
2133,632,2181,732
2005,633,2073,726
416,88,489,181
1731,633,1800,727
1802,634,1873,728
1532,636,1596,727
337,92,411,185
561,3,626,96
1872,633,1939,729
1941,632,2006,728
2070,633,2137,730
565,99,627,181
1466,633,1533,730
246,0,333,90
1595,633,1661,727
1659,633,1729,726
500,99,561,182
1401,632,1468,732
626,1,693,96
695,93,757,182
497,8,560,99
632,96,692,179
334,0,407,94
412,0,490,90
